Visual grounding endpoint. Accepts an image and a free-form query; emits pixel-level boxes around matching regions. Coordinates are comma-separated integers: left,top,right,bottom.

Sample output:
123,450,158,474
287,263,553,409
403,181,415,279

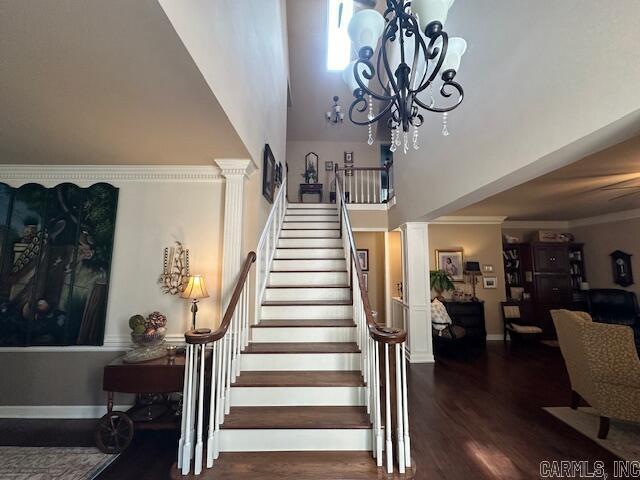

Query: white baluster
213,343,223,458
374,342,383,466
395,344,405,474
218,333,228,425
206,342,218,468
224,332,232,415
181,344,194,474
384,344,393,474
367,170,371,203
402,342,411,468
189,345,199,455
194,344,206,475
178,342,192,467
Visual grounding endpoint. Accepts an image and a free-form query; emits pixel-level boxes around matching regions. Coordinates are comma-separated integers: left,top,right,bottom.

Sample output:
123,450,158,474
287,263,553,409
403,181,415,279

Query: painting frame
262,144,276,203
362,272,369,292
483,276,498,289
436,248,464,282
304,152,319,184
325,161,334,171
344,151,354,165
357,249,369,271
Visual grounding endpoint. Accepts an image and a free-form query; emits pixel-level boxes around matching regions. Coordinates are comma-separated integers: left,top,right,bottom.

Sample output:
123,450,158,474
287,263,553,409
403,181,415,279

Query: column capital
214,159,255,179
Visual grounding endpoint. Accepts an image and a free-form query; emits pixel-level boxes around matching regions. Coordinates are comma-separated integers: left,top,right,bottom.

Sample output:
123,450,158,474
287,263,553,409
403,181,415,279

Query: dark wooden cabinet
442,300,486,346
503,242,586,339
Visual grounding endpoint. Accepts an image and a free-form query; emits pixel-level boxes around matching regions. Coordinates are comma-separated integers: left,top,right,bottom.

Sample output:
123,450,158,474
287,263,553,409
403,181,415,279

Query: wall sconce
181,275,209,330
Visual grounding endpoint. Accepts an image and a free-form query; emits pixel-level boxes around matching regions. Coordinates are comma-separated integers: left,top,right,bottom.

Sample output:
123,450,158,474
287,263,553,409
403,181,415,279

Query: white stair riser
277,238,342,248
286,209,338,215
220,429,371,452
261,304,352,320
251,326,356,343
241,353,360,371
283,222,339,229
287,203,335,209
271,259,345,271
284,215,337,222
275,248,344,259
229,386,365,407
264,287,350,302
269,271,348,286
280,230,340,238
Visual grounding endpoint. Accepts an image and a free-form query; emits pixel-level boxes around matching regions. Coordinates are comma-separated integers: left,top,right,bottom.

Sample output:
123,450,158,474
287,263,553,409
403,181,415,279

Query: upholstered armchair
551,309,640,439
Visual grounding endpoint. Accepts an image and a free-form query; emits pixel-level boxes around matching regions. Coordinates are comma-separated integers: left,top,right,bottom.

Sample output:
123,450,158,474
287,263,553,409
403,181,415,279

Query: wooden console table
299,183,323,202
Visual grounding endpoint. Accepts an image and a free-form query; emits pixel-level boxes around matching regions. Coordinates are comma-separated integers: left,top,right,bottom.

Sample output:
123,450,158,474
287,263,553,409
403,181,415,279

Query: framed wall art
436,248,464,282
0,182,119,346
357,249,369,271
262,144,276,203
611,250,634,287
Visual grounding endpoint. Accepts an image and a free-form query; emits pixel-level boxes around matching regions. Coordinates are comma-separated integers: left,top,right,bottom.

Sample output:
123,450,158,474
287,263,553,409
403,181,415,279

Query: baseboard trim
0,404,135,419
486,334,507,341
0,334,185,352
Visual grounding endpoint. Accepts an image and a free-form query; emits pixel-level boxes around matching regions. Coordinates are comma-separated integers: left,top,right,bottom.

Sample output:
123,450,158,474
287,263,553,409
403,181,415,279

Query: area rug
0,446,118,480
544,407,640,460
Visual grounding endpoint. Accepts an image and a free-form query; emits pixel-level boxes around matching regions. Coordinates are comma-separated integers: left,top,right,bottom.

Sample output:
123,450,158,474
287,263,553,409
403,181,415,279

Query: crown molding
0,165,224,183
502,220,570,229
214,158,255,178
431,216,508,225
568,208,640,228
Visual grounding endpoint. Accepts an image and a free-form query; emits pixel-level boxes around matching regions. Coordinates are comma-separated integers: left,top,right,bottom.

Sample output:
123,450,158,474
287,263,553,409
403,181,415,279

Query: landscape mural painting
0,182,118,346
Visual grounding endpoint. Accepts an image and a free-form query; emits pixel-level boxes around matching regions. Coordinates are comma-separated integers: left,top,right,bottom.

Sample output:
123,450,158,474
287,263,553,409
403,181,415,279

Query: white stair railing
336,171,410,474
336,166,393,204
178,252,256,475
254,175,288,324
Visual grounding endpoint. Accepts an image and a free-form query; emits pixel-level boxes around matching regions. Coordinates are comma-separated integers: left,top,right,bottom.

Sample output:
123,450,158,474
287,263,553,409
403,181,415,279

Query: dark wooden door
535,275,572,304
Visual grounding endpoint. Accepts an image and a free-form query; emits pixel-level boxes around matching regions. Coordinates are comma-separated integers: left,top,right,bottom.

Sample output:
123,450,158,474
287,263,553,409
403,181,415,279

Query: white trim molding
352,227,388,232
0,165,225,183
215,158,256,178
346,196,396,211
569,208,640,228
0,404,135,419
502,220,570,229
432,216,508,225
0,333,185,352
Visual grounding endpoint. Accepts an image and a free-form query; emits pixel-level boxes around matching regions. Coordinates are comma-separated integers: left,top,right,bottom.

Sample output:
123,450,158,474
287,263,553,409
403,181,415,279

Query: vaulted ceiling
0,0,248,165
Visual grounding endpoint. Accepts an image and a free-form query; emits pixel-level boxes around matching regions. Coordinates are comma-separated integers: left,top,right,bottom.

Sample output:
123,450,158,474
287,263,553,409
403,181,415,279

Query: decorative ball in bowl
124,312,168,363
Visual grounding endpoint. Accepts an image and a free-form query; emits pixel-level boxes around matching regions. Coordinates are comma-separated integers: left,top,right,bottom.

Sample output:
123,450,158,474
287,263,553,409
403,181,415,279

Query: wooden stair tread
262,300,352,306
243,342,360,354
234,371,364,387
221,406,370,429
171,452,415,480
252,320,355,327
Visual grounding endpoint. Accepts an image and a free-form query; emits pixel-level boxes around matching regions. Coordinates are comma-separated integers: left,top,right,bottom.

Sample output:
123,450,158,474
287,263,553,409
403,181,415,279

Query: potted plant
430,270,455,300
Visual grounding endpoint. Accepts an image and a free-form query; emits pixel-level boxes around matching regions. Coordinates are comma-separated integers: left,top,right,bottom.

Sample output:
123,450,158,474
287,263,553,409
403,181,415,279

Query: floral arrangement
129,311,167,337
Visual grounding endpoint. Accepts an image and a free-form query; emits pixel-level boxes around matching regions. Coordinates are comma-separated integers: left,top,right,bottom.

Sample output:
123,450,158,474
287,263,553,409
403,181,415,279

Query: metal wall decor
159,241,190,295
344,0,466,153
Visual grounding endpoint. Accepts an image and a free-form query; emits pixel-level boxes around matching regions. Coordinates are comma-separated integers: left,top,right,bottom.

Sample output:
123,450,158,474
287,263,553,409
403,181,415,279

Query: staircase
220,202,370,452
176,175,411,478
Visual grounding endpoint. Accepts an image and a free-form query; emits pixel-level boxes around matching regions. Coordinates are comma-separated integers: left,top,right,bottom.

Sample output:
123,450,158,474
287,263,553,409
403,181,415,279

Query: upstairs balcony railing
335,165,394,205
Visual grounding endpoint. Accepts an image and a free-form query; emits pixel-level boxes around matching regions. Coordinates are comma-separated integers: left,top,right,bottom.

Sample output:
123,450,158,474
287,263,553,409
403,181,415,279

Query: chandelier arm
353,57,395,102
413,31,449,95
348,97,395,126
413,80,464,113
380,23,401,100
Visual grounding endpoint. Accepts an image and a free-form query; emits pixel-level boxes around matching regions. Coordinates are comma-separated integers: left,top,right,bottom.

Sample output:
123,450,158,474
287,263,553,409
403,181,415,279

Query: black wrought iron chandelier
326,95,345,124
343,0,466,153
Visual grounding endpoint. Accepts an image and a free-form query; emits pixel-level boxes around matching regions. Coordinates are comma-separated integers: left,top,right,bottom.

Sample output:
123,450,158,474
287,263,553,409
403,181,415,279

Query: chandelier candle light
343,0,466,151
326,95,345,124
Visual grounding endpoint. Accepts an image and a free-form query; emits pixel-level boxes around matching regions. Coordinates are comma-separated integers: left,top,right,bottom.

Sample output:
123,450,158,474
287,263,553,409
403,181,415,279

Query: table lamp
181,275,209,330
464,261,482,302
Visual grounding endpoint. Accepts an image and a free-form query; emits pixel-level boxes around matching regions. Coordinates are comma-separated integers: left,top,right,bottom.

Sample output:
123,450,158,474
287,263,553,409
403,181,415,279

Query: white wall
388,1,640,228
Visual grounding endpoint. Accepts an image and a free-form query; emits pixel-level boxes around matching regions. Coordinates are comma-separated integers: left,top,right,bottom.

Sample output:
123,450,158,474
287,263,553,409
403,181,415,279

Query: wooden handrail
185,251,257,344
336,172,406,345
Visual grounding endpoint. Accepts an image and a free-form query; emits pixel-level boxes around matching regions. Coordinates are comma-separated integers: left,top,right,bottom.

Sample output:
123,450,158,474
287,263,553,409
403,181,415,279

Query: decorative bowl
131,329,166,347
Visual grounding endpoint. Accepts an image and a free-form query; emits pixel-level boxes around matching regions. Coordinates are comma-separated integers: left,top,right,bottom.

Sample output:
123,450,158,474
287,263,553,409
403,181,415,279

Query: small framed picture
325,160,334,171
344,151,354,164
483,276,498,289
362,272,369,292
357,249,369,271
482,264,494,273
436,249,464,282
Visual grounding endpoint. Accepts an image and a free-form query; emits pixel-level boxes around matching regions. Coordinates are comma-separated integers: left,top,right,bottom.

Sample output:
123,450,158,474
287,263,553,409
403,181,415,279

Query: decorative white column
215,159,254,314
400,222,433,363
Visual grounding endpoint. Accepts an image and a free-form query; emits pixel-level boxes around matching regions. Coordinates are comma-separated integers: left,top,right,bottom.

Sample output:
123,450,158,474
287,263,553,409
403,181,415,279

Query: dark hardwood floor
0,342,620,479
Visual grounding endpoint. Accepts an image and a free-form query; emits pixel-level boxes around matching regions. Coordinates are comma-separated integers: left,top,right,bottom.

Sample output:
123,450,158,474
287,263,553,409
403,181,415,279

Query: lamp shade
348,9,385,55
464,261,481,273
412,0,455,30
440,37,467,74
342,60,370,93
181,275,209,299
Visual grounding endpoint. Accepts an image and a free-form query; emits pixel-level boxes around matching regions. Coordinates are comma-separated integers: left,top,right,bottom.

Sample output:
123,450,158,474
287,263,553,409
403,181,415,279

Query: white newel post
400,222,434,363
215,159,254,408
